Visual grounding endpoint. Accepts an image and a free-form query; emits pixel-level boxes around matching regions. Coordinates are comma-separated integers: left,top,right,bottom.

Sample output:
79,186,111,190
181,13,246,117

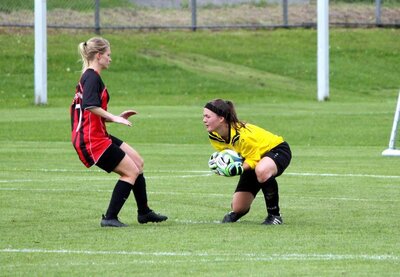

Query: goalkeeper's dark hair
205,99,246,131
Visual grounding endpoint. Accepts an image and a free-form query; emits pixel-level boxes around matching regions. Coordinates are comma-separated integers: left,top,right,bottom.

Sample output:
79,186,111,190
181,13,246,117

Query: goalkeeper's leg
221,170,260,223
221,192,253,223
261,177,280,216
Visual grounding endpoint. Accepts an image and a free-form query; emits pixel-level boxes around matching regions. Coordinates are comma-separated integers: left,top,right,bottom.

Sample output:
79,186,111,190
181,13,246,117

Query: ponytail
78,37,110,74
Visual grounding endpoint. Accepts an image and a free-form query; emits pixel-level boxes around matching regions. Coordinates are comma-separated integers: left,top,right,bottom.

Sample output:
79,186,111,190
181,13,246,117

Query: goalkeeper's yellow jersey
208,123,284,170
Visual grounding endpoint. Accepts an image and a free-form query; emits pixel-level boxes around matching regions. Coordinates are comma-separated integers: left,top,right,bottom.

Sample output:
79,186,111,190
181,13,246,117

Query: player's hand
208,152,220,171
119,110,137,119
112,115,132,127
221,162,244,177
214,167,226,176
209,152,227,175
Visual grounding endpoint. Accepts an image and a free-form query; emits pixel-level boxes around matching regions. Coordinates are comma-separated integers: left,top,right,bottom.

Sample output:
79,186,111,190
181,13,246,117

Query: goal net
382,92,400,156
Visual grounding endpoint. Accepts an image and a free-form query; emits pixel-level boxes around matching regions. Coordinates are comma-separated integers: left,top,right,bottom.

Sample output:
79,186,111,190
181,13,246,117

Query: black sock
105,180,132,219
261,178,280,216
132,174,151,215
230,209,250,221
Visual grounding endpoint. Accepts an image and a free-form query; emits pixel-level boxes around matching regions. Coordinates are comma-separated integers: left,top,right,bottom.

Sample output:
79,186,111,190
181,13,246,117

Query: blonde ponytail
78,37,110,74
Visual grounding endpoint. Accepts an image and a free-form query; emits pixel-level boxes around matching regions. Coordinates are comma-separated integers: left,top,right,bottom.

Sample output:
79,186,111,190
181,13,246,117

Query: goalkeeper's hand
221,162,244,177
208,152,220,171
214,155,244,177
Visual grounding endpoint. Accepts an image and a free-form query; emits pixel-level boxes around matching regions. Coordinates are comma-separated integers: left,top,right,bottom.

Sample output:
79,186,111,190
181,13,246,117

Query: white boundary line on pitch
286,172,400,179
3,168,400,179
1,170,400,180
0,248,398,262
0,187,229,198
0,173,213,184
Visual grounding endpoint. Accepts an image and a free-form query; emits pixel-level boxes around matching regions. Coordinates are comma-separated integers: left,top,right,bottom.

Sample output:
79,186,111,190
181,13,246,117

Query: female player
203,99,291,225
70,37,167,227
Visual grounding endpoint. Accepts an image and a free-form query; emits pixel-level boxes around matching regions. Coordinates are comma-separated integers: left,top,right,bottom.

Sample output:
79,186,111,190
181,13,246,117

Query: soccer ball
218,149,243,164
208,149,244,176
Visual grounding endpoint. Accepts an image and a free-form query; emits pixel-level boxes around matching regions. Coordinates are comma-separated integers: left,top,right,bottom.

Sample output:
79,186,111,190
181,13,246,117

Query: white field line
286,172,400,179
0,248,398,262
4,167,400,179
0,187,229,198
1,169,400,181
173,219,222,224
0,173,213,183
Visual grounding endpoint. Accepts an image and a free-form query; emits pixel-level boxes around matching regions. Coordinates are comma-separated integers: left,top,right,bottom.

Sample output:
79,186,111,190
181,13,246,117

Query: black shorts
235,142,292,196
262,141,291,177
96,135,125,173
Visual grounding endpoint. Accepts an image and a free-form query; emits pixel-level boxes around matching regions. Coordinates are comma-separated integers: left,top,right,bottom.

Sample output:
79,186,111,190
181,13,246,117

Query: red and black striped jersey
70,69,112,167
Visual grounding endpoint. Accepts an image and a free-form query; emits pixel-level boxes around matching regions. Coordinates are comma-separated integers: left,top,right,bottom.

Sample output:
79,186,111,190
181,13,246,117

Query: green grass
0,29,400,276
1,29,399,108
0,0,135,12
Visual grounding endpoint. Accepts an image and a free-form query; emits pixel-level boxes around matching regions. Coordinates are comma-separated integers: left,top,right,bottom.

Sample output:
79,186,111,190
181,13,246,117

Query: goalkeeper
203,99,292,225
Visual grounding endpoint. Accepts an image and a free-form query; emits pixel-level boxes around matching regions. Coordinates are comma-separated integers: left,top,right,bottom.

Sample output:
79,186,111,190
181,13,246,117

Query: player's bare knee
120,175,135,185
138,159,144,172
119,165,141,184
123,172,139,184
256,175,268,183
255,169,272,183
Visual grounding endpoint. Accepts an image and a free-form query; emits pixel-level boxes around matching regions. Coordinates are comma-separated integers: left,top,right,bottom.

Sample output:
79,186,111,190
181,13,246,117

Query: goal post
317,0,329,101
382,91,400,156
34,0,47,105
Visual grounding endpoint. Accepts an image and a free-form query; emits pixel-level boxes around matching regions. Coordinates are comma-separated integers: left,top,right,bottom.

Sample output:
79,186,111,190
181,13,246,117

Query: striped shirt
70,69,112,167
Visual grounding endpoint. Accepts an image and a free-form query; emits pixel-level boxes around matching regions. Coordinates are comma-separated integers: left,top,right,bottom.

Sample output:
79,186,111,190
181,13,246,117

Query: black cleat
221,211,240,223
100,214,128,227
138,210,168,224
262,214,283,225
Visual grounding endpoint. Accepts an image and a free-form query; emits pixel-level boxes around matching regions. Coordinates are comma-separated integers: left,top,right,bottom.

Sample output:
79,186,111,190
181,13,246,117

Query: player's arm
242,162,251,171
87,107,132,126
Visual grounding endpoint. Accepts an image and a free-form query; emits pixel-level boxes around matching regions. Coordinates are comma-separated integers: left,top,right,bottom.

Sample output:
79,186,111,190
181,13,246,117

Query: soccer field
1,103,399,276
0,30,400,276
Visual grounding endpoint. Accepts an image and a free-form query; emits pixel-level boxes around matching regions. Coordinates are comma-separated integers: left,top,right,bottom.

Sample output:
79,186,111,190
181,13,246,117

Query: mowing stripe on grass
0,185,400,203
1,187,399,203
0,248,398,262
138,50,316,95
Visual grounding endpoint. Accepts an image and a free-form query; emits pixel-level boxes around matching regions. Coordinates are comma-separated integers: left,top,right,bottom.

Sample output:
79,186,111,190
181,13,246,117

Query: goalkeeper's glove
221,161,244,177
208,152,220,171
215,155,244,177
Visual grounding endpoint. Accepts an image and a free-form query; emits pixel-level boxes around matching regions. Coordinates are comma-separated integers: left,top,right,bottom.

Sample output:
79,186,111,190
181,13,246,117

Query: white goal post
382,91,400,156
34,0,47,105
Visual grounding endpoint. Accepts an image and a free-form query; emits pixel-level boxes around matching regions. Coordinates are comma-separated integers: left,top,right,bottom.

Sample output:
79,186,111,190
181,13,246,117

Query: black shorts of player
235,142,292,197
262,141,291,177
96,135,126,173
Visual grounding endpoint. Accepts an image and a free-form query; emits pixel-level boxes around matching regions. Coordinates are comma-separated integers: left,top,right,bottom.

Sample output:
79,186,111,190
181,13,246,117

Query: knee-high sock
105,180,132,219
229,208,250,221
261,177,280,216
132,174,151,215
